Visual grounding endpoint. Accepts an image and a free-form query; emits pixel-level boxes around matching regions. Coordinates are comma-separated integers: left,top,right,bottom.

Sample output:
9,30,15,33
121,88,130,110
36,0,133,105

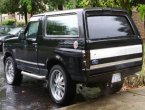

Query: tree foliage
77,0,135,12
138,4,145,28
0,0,19,13
47,0,69,10
0,0,47,24
138,4,145,21
20,0,47,15
19,0,47,23
0,0,145,24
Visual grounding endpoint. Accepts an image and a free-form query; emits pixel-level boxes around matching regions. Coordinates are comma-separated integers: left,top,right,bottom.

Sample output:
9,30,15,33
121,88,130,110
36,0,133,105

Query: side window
25,21,39,39
46,14,79,36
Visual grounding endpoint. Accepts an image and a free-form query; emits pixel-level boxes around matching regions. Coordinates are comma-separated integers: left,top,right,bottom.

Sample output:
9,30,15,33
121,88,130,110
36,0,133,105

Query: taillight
83,50,90,69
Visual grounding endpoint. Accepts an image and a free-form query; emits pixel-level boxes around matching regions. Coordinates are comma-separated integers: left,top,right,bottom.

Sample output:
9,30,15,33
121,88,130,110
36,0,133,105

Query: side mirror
18,30,25,36
19,33,26,40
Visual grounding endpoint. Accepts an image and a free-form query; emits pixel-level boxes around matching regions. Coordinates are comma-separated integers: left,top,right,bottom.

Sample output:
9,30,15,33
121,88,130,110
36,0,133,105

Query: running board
21,71,46,79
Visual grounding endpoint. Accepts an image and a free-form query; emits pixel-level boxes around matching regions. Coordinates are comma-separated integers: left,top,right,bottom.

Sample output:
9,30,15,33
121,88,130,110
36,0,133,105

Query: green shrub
16,21,25,27
2,19,15,26
138,4,145,21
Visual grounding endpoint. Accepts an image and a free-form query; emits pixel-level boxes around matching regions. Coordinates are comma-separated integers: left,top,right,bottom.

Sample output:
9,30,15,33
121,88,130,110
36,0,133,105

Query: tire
100,81,124,96
48,65,76,105
110,82,123,94
4,57,23,86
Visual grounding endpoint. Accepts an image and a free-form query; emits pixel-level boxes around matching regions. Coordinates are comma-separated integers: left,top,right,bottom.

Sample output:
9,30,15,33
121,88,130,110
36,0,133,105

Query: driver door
16,17,41,74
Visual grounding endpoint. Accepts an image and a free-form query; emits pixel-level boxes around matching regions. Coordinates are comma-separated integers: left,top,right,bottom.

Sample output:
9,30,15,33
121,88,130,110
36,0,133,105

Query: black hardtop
84,7,128,13
33,7,129,17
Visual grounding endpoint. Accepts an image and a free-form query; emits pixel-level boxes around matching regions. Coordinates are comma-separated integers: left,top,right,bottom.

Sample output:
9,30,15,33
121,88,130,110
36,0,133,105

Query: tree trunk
24,11,28,25
23,5,28,24
144,17,145,30
30,11,33,17
58,5,63,10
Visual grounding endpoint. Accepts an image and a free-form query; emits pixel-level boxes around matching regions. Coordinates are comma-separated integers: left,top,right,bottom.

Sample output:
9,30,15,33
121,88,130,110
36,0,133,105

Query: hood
0,34,16,41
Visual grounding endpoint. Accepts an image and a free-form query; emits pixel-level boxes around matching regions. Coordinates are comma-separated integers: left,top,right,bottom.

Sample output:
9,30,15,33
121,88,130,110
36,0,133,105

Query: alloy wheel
5,60,14,84
50,69,65,101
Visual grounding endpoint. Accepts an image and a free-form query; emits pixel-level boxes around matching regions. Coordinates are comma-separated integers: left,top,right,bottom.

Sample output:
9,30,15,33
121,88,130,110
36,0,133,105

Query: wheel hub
5,60,14,83
50,69,65,101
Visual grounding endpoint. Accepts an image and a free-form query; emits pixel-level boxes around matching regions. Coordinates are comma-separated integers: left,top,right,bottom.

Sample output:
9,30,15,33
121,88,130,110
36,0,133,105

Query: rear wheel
48,65,76,105
4,57,23,86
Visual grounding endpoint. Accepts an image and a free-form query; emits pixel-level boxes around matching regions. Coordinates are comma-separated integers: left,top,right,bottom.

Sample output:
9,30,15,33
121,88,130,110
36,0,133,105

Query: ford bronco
3,8,143,105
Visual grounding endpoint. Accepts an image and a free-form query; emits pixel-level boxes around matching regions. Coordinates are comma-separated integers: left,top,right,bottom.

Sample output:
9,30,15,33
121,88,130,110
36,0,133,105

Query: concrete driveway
60,87,145,110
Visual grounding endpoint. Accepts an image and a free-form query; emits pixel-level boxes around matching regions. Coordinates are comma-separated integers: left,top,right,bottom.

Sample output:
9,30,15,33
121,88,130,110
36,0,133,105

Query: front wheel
48,65,76,105
4,57,23,86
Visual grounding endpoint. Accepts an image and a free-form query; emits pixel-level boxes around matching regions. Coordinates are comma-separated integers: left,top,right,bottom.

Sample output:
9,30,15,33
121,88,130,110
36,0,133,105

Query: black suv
3,8,143,105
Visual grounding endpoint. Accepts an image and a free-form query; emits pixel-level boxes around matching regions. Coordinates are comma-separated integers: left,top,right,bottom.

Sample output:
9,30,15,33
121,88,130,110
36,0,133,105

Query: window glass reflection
46,15,79,36
87,16,134,39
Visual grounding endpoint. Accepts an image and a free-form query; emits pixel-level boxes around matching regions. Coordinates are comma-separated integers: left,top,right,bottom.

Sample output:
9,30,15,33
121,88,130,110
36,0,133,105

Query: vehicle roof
33,7,128,17
33,9,83,17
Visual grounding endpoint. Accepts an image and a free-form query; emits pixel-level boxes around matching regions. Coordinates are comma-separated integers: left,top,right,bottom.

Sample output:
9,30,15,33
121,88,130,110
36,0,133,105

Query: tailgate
88,38,143,74
84,9,143,75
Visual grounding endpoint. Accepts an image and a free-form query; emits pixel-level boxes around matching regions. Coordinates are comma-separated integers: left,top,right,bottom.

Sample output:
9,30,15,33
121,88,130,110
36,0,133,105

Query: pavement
59,87,145,110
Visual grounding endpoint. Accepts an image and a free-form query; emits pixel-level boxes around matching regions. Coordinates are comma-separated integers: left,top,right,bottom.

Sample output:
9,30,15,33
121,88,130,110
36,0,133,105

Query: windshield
87,16,134,39
8,27,23,35
0,27,13,34
0,28,5,34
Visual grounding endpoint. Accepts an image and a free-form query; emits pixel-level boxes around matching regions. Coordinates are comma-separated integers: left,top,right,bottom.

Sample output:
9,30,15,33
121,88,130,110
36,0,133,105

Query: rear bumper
86,66,141,84
71,65,142,84
88,60,142,76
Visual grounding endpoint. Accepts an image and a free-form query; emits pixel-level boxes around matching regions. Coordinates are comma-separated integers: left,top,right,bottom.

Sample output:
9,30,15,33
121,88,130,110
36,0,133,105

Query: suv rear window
87,16,134,39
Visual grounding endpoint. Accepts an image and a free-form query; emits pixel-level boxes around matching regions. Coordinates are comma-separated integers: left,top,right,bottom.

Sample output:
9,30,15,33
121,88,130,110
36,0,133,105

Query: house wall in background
0,13,31,24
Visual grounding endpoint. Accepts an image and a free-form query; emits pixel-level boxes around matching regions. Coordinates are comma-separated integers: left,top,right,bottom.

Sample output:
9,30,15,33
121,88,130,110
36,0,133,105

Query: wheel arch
46,56,68,78
3,52,13,64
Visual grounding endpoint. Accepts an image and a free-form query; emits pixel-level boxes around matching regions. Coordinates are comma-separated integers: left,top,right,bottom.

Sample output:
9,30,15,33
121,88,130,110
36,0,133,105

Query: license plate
111,73,121,83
